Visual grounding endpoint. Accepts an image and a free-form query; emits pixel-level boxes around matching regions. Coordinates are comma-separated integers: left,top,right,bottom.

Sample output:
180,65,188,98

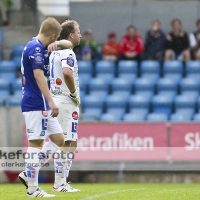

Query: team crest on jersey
56,78,62,86
66,57,74,67
35,47,41,53
72,111,78,120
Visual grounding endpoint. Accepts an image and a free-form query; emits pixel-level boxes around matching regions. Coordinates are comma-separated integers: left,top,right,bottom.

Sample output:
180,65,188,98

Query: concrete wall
70,0,200,44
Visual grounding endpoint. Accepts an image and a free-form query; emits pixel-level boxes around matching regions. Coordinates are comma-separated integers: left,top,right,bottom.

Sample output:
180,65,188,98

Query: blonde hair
60,20,79,39
39,17,62,37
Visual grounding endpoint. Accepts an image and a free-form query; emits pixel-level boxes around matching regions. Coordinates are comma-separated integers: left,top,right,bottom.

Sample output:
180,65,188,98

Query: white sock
54,150,67,188
62,157,73,185
42,140,60,158
25,147,41,194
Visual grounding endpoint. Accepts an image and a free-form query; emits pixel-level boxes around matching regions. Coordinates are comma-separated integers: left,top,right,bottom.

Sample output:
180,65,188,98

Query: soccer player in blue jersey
18,17,72,198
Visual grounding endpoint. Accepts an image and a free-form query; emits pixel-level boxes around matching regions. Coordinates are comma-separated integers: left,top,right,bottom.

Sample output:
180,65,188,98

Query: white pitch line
80,188,146,200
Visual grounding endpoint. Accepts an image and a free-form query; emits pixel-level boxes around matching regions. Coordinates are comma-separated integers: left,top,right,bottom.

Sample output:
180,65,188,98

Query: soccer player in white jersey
18,17,72,198
49,20,81,192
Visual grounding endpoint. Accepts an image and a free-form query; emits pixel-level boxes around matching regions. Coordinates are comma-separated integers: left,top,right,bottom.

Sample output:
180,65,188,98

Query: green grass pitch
0,183,200,199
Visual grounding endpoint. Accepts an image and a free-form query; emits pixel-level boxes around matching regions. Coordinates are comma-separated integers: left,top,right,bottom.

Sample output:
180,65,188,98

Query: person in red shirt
119,25,144,62
103,32,119,61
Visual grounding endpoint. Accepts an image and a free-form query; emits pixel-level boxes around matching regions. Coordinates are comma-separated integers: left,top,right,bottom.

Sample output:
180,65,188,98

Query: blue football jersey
21,37,50,112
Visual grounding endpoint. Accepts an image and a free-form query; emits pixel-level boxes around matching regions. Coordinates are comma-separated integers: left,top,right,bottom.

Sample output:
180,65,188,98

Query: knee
51,134,65,147
195,51,200,60
165,50,172,59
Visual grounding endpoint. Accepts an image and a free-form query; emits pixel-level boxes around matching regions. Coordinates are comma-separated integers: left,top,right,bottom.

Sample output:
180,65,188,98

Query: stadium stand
1,45,200,122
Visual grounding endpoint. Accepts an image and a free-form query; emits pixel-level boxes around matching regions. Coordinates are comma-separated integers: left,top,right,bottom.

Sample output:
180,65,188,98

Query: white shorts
23,110,63,141
54,99,79,141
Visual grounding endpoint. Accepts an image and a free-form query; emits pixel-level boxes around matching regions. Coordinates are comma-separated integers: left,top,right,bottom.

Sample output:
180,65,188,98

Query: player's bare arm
48,40,72,52
62,67,76,93
62,67,80,106
33,68,59,117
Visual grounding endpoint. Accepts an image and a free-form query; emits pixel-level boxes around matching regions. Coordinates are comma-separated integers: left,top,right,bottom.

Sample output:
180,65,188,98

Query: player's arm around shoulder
48,40,72,52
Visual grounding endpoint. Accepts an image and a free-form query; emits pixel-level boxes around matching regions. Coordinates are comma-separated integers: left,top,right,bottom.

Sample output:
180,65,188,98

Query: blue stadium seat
146,113,168,122
111,78,132,98
180,78,200,98
128,94,150,116
140,61,160,81
12,78,21,90
80,90,85,99
0,60,17,71
0,60,17,79
82,95,104,121
174,95,197,114
118,60,138,82
157,78,178,97
79,79,87,95
123,113,146,122
151,94,174,118
13,56,21,69
95,61,115,82
105,94,127,120
8,96,21,106
88,78,109,98
0,78,10,90
100,113,116,122
186,61,200,80
78,61,93,83
170,113,193,121
0,90,10,97
163,61,183,81
134,78,155,98
193,113,200,121
12,44,25,58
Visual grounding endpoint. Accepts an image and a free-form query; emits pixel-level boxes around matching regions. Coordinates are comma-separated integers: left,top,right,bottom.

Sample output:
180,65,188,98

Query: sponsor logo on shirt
27,129,35,134
56,78,62,86
34,53,44,66
72,111,78,120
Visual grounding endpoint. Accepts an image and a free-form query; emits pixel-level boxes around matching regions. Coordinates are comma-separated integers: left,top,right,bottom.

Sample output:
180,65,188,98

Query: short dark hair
59,20,79,40
152,20,161,25
127,25,137,31
171,18,182,26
